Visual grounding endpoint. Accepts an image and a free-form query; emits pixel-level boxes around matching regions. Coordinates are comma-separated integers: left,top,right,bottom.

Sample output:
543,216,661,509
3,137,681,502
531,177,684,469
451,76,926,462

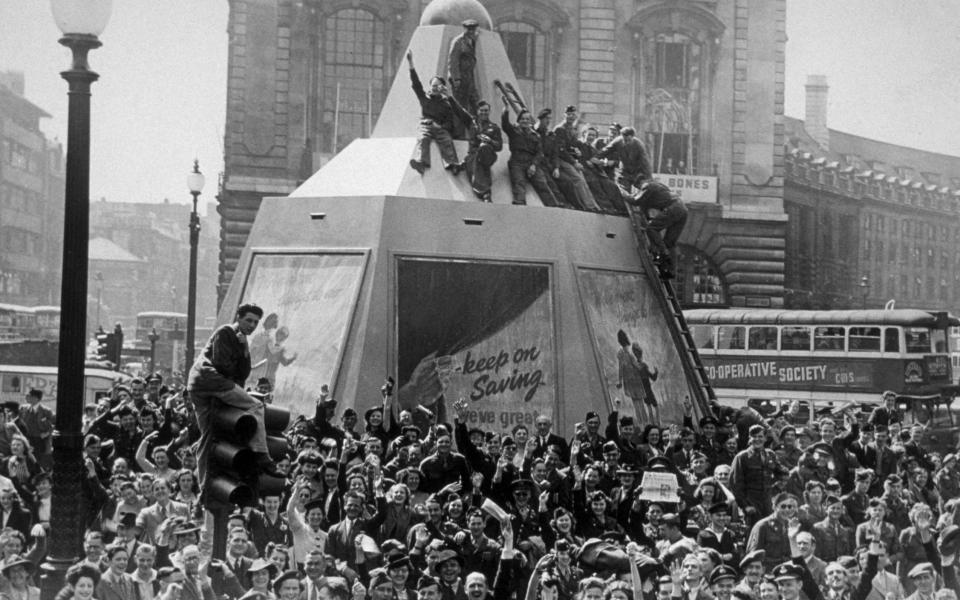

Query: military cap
940,525,960,556
537,108,552,120
908,563,935,579
810,442,833,455
772,563,804,581
739,550,765,570
565,105,577,114
709,502,732,515
709,565,738,585
646,456,672,471
748,424,765,436
854,468,875,481
462,19,479,28
602,440,619,453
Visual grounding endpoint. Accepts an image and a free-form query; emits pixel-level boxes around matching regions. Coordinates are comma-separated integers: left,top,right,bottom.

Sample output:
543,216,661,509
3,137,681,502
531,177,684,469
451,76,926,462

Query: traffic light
208,397,290,556
94,327,116,366
111,323,124,370
207,399,291,508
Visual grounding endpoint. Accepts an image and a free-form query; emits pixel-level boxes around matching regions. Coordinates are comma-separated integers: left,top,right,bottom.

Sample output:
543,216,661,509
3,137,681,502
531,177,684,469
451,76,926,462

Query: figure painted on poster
248,312,298,386
616,329,660,426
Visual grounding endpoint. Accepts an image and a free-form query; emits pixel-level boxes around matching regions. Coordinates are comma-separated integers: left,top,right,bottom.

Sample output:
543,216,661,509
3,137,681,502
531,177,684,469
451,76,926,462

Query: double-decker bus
686,309,957,411
31,306,60,341
135,311,187,374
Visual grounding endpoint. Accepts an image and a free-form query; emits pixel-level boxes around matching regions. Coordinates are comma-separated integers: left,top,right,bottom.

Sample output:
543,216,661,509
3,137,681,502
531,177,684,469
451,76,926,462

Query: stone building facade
782,75,960,313
219,0,789,308
0,71,65,306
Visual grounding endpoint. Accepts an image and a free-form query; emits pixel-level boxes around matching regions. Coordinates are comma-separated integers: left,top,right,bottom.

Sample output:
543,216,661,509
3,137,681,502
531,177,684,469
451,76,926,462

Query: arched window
497,22,546,111
322,9,386,153
675,245,726,307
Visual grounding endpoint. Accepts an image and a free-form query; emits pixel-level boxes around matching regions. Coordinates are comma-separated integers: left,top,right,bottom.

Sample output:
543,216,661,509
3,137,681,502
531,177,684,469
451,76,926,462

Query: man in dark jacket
407,49,472,175
629,179,688,278
461,100,502,201
500,103,559,206
187,303,277,496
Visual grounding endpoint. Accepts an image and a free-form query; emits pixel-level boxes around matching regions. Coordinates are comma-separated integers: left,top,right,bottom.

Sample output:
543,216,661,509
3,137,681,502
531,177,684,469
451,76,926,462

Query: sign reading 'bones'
396,258,556,432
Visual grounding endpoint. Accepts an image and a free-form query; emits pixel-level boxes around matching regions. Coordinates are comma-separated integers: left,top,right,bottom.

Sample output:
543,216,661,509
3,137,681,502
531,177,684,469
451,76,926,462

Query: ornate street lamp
186,160,205,373
43,0,112,594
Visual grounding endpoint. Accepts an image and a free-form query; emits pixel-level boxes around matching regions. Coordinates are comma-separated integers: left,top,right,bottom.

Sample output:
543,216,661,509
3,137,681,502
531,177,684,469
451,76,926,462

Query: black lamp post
859,275,870,309
148,327,160,374
42,0,112,594
186,160,205,373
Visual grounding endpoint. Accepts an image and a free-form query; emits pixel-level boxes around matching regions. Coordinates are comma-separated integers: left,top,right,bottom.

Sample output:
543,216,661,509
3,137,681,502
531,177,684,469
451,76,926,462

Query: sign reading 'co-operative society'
701,357,876,389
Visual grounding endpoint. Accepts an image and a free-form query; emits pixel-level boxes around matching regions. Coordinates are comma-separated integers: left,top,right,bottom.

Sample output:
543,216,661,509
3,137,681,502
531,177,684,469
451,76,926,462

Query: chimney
805,74,829,151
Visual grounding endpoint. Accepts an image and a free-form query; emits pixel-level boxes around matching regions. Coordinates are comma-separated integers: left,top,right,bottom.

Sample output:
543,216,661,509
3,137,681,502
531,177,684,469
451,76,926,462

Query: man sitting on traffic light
187,303,282,499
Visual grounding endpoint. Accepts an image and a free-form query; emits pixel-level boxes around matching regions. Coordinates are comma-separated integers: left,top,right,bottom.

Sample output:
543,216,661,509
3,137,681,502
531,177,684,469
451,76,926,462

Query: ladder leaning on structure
626,206,717,418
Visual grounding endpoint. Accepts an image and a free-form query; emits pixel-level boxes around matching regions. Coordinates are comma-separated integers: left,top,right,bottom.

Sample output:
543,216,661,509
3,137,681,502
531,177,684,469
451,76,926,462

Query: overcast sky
1,0,958,207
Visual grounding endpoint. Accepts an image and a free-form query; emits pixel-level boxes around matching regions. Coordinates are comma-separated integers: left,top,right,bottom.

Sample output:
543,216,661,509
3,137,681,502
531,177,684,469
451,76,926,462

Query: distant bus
30,306,60,341
0,304,36,341
0,364,127,407
686,308,958,409
135,311,187,374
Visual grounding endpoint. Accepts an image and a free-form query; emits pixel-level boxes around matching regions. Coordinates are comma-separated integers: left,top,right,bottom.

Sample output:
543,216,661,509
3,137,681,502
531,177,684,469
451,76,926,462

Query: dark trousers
557,161,600,211
508,161,560,206
648,201,689,251
464,143,498,198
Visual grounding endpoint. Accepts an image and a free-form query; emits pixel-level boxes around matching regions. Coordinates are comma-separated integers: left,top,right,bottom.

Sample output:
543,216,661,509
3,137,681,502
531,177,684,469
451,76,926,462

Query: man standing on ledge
448,19,480,115
188,303,281,499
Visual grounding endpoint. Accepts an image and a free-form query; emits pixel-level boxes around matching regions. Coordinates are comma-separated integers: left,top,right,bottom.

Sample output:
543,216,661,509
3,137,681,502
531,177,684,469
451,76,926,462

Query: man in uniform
500,103,559,206
730,424,788,524
629,179,688,278
461,100,502,201
448,19,480,115
552,105,601,211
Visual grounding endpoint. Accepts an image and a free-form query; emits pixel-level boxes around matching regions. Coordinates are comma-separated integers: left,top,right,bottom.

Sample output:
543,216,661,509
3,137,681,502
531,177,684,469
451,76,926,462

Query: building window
321,9,386,152
655,39,691,88
676,245,726,306
644,33,702,174
498,22,546,112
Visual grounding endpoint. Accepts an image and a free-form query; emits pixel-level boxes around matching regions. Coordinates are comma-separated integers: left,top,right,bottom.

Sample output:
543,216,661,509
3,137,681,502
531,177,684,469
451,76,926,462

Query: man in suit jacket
867,426,898,495
187,303,277,494
323,492,367,579
531,415,569,464
224,527,255,583
97,544,140,600
796,531,827,591
179,545,216,600
669,429,698,471
0,487,32,540
135,478,189,545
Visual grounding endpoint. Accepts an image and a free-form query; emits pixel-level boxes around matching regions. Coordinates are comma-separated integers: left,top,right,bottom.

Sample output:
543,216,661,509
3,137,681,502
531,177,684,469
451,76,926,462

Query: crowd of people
4,307,960,600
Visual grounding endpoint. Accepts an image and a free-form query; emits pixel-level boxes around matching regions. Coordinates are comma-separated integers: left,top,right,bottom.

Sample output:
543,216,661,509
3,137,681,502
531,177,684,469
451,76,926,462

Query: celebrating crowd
2,302,959,600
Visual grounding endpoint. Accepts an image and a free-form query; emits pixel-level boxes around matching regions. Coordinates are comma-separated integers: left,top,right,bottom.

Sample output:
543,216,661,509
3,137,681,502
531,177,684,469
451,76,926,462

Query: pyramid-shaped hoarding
218,0,704,435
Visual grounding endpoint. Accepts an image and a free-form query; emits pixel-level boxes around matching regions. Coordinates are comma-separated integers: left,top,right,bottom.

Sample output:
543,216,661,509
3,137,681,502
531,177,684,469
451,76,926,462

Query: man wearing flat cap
448,19,480,115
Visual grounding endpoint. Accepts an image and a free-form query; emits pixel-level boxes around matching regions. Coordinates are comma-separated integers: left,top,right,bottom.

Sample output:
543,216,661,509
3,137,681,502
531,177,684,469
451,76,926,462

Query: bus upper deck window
691,325,715,349
748,327,778,350
884,328,899,353
932,329,947,353
905,328,931,354
781,327,811,351
717,326,745,350
814,327,845,351
848,327,881,352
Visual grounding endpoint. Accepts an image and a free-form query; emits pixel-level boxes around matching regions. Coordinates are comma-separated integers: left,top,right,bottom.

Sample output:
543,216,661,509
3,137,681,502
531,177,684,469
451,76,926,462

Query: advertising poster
240,252,366,417
396,258,556,433
577,268,693,426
